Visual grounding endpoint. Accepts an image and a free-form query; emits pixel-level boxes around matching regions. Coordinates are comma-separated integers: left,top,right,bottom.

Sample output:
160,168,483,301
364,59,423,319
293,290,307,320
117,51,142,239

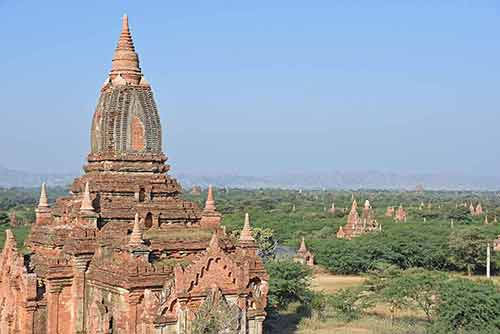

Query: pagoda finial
351,199,357,212
298,237,307,252
122,14,129,32
239,213,254,242
364,200,370,209
80,182,95,213
204,185,216,211
129,213,144,247
200,184,222,227
109,14,142,85
38,182,49,208
336,226,346,238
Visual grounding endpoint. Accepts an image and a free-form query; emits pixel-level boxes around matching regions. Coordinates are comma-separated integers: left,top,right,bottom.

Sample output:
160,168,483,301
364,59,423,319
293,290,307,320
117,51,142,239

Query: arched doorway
144,213,153,229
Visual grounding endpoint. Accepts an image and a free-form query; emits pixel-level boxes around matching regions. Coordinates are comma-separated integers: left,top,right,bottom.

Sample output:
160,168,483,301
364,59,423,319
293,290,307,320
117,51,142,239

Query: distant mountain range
0,165,498,191
175,171,500,191
0,166,75,188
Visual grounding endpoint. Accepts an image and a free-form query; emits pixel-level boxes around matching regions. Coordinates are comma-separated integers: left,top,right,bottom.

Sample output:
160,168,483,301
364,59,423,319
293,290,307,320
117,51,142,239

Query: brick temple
293,237,314,267
336,200,380,239
0,16,268,334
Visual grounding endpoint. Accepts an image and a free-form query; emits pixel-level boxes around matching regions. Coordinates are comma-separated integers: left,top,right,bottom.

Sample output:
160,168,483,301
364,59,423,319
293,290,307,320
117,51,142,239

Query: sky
0,1,499,176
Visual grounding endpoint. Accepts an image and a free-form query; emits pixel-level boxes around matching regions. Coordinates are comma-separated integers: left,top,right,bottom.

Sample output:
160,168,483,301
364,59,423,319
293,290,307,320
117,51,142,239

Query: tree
229,227,278,261
265,259,312,310
330,287,373,322
395,268,447,322
448,227,490,276
0,212,9,225
304,291,330,321
365,265,446,323
364,263,407,324
252,227,278,260
431,278,500,334
447,206,472,224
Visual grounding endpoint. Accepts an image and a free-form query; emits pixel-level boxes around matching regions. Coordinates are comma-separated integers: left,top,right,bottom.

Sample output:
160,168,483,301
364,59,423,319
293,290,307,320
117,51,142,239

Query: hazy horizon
1,2,499,176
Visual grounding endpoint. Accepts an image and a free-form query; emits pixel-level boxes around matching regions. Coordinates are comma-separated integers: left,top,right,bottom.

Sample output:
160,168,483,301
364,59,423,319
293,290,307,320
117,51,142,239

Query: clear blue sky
0,1,499,176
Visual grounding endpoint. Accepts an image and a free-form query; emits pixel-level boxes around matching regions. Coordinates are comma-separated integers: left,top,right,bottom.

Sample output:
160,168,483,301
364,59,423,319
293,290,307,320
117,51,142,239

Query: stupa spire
240,213,254,242
298,237,307,252
80,182,95,213
118,14,134,50
351,199,357,212
129,213,144,247
336,225,346,239
204,185,216,211
109,14,142,85
200,184,221,227
38,182,49,208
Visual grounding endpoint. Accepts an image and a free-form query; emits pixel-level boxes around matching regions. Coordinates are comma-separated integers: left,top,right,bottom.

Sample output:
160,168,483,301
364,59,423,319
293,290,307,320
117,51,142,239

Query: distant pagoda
394,204,407,222
294,237,315,266
336,199,380,239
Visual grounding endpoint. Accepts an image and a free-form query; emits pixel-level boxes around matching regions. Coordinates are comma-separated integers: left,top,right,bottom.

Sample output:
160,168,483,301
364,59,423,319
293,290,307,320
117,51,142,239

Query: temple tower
7,15,269,334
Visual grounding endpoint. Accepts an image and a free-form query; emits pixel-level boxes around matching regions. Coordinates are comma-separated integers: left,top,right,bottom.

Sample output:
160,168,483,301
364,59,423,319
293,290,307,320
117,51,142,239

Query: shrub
265,259,312,310
430,278,500,334
330,287,373,322
304,291,331,321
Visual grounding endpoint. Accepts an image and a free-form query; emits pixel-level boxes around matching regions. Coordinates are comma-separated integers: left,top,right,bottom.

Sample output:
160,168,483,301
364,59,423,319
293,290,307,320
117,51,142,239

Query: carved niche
130,116,145,151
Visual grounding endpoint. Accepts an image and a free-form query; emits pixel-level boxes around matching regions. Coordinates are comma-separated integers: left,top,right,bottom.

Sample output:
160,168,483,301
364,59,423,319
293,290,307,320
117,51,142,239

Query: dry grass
297,315,426,334
312,273,365,293
370,304,426,321
267,303,426,334
267,272,427,334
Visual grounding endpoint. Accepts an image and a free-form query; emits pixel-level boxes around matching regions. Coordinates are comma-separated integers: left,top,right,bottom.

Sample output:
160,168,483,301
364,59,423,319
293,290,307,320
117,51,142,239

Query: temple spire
119,14,134,50
38,182,49,208
204,185,216,211
36,182,51,224
298,237,307,252
129,213,144,247
200,184,221,228
240,213,254,242
109,14,142,85
351,199,357,212
80,182,95,213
